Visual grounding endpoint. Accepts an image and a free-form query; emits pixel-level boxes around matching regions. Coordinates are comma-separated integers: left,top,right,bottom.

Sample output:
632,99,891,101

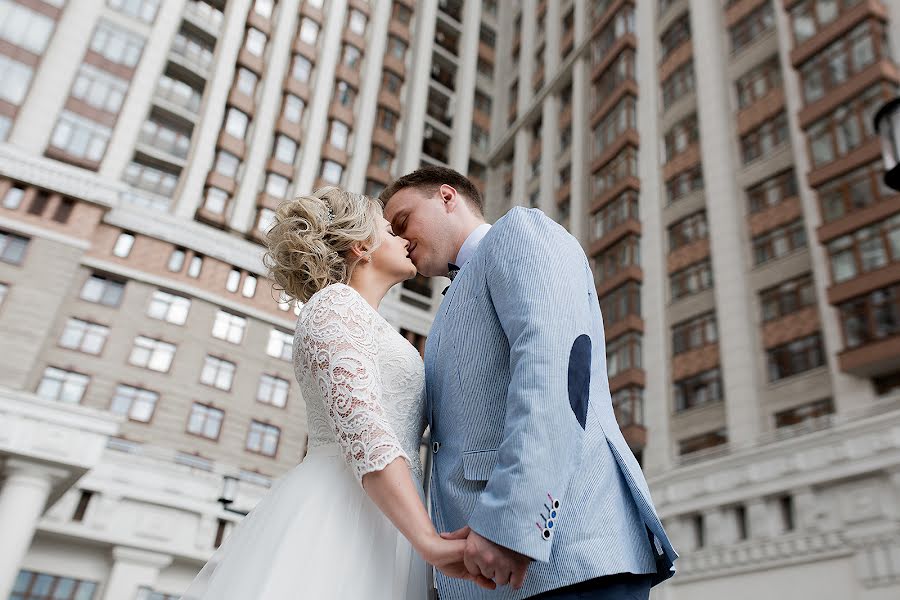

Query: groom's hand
444,527,530,589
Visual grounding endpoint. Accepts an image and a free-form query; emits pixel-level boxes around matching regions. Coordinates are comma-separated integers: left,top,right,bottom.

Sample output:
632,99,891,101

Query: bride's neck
347,266,392,310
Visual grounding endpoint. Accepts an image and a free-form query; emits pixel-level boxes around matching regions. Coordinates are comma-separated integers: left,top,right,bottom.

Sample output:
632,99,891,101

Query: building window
0,1,56,54
740,112,789,164
110,384,158,422
342,43,362,68
370,145,394,172
113,232,135,258
136,587,179,600
209,311,246,346
659,13,690,61
320,160,343,185
592,146,638,198
108,0,161,23
590,235,640,284
0,230,29,265
668,211,708,251
590,191,639,242
598,281,641,328
328,119,350,150
283,94,305,123
606,332,642,378
90,19,145,67
36,367,90,404
766,333,825,381
670,259,713,300
265,172,290,199
735,57,781,109
11,570,98,600
226,268,241,292
775,397,835,428
253,0,274,18
801,21,884,104
244,27,267,57
49,111,112,163
235,67,258,97
664,113,699,162
747,169,797,214
290,54,312,82
678,429,727,456
123,160,179,197
257,374,289,408
273,135,297,164
224,107,250,139
365,179,385,197
187,402,224,440
674,368,723,411
3,185,25,209
348,9,367,36
661,61,695,109
298,17,319,45
838,283,900,348
129,336,176,372
147,290,190,325
808,84,884,168
393,1,412,24
387,35,407,59
760,274,816,322
665,165,704,204
257,207,276,233
611,386,643,427
80,274,124,306
200,355,236,391
71,63,128,113
188,254,203,278
827,213,900,283
819,162,892,222
59,318,109,355
201,187,228,215
790,0,865,44
267,329,293,361
752,219,807,265
592,96,636,158
245,420,281,457
214,150,240,178
730,1,775,54
672,312,717,355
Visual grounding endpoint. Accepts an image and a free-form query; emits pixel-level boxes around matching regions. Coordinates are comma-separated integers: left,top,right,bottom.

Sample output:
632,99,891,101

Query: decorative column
101,547,173,600
0,459,69,600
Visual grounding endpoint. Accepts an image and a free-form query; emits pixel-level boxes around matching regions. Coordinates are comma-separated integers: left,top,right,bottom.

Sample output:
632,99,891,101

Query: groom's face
383,186,456,278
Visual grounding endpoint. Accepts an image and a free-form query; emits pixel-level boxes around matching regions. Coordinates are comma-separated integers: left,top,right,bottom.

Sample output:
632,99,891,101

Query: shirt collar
455,223,492,269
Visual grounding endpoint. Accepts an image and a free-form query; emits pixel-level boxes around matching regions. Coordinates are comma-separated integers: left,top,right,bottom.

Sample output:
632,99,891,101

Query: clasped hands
425,526,530,591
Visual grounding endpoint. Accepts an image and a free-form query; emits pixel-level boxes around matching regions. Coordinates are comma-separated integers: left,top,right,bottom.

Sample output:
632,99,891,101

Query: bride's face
369,217,417,282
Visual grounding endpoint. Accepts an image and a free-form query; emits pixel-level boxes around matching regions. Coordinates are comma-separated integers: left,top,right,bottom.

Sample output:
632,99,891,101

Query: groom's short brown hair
379,166,483,215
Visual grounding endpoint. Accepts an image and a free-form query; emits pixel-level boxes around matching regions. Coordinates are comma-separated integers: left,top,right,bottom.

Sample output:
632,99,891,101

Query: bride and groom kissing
181,166,677,600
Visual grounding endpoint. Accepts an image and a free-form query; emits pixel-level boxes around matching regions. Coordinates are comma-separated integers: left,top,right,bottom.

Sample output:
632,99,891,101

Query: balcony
434,21,460,56
422,126,450,164
154,74,203,122
184,0,224,38
426,88,453,127
437,0,463,23
169,31,215,78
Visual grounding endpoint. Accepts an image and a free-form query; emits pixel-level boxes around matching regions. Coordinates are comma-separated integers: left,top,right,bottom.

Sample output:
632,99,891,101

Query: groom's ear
440,184,458,211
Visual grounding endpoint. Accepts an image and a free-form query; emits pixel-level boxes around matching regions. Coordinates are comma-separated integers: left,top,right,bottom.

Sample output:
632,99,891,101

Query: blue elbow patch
568,334,591,430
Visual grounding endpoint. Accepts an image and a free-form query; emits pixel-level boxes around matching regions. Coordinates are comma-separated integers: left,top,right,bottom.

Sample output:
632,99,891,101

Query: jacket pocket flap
462,449,499,481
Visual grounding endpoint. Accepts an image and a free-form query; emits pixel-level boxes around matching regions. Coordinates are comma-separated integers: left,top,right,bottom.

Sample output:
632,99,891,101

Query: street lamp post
873,98,900,192
218,475,249,516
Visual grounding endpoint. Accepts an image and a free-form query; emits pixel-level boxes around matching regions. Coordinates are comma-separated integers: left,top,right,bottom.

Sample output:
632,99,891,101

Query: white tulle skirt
180,445,428,600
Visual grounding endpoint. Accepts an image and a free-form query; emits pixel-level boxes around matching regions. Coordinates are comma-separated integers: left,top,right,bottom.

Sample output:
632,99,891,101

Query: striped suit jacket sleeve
467,209,589,563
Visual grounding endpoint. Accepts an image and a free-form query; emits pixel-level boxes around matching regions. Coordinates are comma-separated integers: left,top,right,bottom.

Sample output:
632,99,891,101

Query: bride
180,187,490,599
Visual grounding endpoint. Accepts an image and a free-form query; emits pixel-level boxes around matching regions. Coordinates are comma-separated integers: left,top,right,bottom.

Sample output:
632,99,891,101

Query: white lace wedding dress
180,284,428,599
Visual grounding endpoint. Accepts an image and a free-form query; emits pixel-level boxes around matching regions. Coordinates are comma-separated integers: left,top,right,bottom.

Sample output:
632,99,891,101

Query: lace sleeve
299,285,409,483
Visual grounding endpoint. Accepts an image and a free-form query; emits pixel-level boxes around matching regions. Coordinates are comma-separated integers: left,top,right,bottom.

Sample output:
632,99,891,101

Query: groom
381,166,676,600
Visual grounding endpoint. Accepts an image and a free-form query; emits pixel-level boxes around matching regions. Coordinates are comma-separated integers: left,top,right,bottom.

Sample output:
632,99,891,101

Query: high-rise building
1,0,900,598
486,0,900,598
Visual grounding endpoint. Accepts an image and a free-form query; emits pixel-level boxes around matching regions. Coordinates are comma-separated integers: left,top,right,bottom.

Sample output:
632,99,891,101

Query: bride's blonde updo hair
264,186,382,303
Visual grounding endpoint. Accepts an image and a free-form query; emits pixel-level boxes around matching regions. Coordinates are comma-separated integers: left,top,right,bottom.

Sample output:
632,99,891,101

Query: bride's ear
349,243,371,262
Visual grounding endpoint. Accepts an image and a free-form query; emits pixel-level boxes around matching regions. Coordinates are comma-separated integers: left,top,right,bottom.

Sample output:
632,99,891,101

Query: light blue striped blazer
425,208,677,599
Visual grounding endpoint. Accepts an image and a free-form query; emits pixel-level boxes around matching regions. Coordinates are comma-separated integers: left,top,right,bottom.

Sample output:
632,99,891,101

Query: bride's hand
422,532,497,590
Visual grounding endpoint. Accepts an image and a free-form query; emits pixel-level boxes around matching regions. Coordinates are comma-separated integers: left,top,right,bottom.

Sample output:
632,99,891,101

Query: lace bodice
294,284,427,483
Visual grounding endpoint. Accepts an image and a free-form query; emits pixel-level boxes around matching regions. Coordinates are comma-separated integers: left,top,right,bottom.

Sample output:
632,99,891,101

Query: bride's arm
299,287,492,588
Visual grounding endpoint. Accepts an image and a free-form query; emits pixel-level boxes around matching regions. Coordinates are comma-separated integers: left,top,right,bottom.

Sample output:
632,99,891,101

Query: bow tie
443,263,460,295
